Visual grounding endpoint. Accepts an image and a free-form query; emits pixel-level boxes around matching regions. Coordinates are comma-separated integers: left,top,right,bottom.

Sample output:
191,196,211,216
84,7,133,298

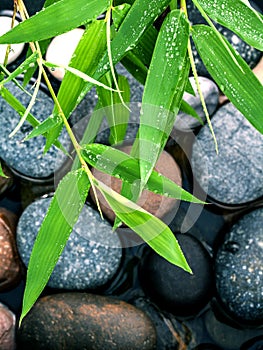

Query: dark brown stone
18,293,157,350
0,208,22,290
91,146,182,222
0,302,16,350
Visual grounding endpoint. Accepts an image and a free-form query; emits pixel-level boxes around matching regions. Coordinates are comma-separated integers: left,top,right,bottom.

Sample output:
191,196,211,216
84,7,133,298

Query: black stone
241,336,263,350
139,233,214,317
192,344,223,350
215,208,263,325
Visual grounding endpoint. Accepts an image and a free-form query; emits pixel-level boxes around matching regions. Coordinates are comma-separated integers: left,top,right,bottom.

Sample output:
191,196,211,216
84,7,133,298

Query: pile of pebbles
0,0,262,349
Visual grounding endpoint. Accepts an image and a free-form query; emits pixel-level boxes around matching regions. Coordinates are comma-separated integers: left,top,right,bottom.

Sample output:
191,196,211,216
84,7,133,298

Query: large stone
0,302,16,350
0,208,22,291
17,197,122,290
17,293,157,350
0,81,70,180
139,233,213,317
191,103,263,205
0,163,13,197
91,146,182,223
215,208,263,325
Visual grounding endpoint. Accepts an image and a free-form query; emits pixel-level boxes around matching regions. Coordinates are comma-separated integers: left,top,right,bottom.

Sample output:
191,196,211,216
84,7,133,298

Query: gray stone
0,302,16,350
17,197,122,289
173,76,219,132
0,80,70,179
191,103,263,205
215,208,263,324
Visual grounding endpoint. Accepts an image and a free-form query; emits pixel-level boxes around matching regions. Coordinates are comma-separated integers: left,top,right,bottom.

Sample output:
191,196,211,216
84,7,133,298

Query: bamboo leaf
82,143,205,204
179,100,204,125
0,162,8,178
0,0,110,44
192,25,263,134
24,115,62,140
96,179,192,273
193,0,263,50
44,19,107,152
138,9,190,188
20,169,90,324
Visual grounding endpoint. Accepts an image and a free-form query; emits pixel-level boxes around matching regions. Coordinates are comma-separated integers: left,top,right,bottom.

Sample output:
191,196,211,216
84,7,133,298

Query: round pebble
215,208,263,324
139,233,213,317
172,76,219,132
191,103,263,205
45,28,84,80
0,16,24,64
187,1,262,78
241,336,263,350
17,197,122,289
0,81,70,179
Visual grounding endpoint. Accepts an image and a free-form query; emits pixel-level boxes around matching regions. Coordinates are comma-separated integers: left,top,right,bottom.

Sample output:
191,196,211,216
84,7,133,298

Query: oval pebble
17,293,157,350
17,197,122,290
215,208,263,325
191,103,263,205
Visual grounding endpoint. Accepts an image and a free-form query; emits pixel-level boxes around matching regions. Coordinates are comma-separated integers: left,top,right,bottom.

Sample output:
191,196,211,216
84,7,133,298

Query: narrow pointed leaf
179,100,204,125
193,0,263,50
24,115,62,140
82,143,205,204
139,9,190,188
20,169,90,323
0,0,110,44
192,25,263,134
96,179,192,273
0,162,8,178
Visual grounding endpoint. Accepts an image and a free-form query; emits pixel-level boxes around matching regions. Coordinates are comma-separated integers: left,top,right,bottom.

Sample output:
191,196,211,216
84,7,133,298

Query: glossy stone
17,293,157,350
0,208,21,291
172,76,219,132
0,302,16,350
191,103,263,205
0,81,70,179
91,146,182,223
215,208,263,324
17,197,122,290
139,233,213,317
241,336,263,350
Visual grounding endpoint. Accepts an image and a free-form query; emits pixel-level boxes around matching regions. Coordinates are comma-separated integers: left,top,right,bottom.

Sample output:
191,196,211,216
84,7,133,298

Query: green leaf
97,73,130,145
0,162,8,178
45,19,107,152
20,169,90,324
179,100,204,125
112,4,131,28
138,9,190,188
24,115,62,140
192,25,263,134
82,143,205,204
193,0,263,50
96,179,192,273
0,0,110,44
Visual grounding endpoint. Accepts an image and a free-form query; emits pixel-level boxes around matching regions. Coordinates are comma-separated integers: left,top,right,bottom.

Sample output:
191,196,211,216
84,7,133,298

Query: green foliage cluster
0,0,262,323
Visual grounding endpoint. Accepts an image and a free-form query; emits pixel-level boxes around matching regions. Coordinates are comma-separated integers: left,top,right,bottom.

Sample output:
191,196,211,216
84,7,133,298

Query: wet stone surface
139,233,214,317
191,103,263,205
16,197,122,290
215,208,263,325
0,302,16,350
0,81,70,179
17,293,157,350
187,1,262,78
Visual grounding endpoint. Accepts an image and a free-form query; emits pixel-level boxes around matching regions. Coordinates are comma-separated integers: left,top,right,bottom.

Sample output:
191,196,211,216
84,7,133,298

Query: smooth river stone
17,293,157,350
17,197,122,290
191,103,263,205
215,208,263,325
0,303,16,350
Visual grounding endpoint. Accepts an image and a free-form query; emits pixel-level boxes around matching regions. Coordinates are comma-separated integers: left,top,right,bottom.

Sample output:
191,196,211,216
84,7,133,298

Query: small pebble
17,197,122,289
139,233,213,317
191,103,263,205
172,76,219,132
45,28,85,80
0,302,16,350
17,293,157,350
0,81,70,179
215,208,263,324
0,16,24,64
